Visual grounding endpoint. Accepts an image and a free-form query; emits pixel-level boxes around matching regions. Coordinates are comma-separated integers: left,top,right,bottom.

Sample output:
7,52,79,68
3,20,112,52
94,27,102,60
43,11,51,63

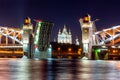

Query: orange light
58,47,60,51
25,19,30,24
84,17,89,22
78,48,81,54
113,50,115,53
85,17,88,21
78,51,81,54
78,48,81,51
25,20,28,23
84,29,88,32
68,48,72,52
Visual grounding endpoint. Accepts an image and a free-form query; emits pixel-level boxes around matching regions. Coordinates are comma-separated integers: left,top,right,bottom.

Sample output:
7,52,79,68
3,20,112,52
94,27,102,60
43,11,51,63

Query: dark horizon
0,0,120,43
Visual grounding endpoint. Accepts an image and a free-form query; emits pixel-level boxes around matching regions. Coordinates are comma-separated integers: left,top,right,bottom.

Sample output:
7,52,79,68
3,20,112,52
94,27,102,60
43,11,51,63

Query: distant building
57,25,72,44
75,37,80,45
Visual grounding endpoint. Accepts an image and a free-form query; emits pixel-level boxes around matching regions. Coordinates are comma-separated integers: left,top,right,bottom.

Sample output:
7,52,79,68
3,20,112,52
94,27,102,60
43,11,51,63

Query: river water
0,58,120,80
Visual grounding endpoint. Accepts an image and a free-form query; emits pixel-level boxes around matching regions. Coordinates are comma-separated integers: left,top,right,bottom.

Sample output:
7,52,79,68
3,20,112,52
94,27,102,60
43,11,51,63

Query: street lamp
78,48,82,55
58,47,61,58
68,48,72,54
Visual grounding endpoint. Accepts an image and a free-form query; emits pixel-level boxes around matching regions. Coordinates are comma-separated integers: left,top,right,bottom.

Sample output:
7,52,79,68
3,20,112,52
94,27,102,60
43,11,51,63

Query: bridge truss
0,26,23,45
93,25,120,46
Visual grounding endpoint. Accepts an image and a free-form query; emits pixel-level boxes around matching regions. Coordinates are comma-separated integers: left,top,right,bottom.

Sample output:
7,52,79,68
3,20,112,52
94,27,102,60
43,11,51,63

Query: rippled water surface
0,58,120,80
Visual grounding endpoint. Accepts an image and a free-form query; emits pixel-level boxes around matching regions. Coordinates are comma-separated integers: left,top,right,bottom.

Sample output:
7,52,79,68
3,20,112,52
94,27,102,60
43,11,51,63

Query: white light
118,46,120,48
102,46,106,48
0,46,23,48
111,46,115,48
82,39,89,43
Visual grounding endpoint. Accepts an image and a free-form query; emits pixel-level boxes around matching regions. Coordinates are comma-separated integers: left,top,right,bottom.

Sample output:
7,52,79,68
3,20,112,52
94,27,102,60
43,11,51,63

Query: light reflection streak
0,60,9,80
9,60,30,80
0,59,120,80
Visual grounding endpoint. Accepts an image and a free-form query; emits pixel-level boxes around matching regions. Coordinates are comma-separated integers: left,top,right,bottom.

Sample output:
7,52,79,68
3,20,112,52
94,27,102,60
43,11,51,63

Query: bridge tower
23,17,33,58
34,20,54,59
79,14,96,59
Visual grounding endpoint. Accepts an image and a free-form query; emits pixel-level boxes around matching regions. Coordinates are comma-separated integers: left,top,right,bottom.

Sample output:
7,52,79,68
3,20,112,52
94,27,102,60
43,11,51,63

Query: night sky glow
0,0,120,43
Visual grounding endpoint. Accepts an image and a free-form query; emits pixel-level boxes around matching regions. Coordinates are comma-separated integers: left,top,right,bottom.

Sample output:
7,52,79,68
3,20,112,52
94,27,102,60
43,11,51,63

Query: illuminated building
57,25,72,44
34,20,54,59
23,17,33,58
79,14,96,59
75,37,79,45
51,42,81,58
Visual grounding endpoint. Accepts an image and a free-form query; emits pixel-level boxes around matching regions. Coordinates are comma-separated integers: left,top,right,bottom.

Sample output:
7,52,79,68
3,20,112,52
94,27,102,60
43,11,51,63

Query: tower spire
69,29,71,34
58,29,61,34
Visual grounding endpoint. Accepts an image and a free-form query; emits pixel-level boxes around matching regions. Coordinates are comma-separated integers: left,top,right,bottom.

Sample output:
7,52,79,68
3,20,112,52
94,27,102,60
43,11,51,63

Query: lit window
84,29,88,32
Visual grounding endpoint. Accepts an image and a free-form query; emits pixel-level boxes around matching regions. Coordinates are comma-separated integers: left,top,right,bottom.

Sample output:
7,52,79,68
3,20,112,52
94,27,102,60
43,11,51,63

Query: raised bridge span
1,15,120,59
0,17,54,59
80,14,120,59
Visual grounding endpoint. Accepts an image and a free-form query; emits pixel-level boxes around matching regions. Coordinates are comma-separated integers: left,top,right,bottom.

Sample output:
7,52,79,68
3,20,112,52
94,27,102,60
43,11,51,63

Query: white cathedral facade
57,25,72,44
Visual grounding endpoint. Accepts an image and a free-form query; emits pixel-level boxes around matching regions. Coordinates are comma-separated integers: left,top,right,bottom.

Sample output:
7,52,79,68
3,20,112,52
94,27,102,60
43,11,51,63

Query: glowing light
102,46,106,48
93,49,101,60
34,22,42,45
48,47,52,52
84,17,89,21
111,46,115,48
113,50,117,53
95,51,99,60
24,17,31,24
68,48,72,52
58,47,60,51
25,19,29,23
118,46,120,48
84,29,88,32
104,53,108,60
95,49,101,53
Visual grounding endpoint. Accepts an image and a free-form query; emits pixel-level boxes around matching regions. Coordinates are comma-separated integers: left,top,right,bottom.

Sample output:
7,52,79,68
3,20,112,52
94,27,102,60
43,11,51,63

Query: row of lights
57,47,82,54
102,46,120,48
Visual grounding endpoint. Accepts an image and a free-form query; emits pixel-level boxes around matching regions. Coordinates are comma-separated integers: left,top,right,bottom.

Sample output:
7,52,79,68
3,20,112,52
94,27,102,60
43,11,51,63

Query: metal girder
94,25,120,45
0,26,23,45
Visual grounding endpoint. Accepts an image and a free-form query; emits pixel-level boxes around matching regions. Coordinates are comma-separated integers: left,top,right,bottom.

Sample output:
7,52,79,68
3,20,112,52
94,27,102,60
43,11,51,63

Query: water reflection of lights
56,73,73,80
77,73,92,79
10,60,30,80
0,59,120,80
0,60,10,80
115,61,120,70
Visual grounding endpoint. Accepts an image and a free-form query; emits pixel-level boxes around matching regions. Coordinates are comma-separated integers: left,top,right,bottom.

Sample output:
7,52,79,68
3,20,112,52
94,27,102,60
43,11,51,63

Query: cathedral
57,25,72,44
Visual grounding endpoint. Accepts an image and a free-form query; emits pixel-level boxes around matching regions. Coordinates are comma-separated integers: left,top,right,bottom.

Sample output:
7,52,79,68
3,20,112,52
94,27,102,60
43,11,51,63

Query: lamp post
68,48,72,59
68,48,72,54
58,47,61,58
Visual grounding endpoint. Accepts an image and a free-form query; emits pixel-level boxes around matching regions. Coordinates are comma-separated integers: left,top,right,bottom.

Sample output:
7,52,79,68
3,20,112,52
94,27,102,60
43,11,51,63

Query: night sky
0,0,120,43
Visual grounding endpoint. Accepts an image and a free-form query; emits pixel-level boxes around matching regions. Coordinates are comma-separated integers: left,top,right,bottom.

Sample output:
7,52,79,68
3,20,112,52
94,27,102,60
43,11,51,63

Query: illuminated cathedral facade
57,25,72,44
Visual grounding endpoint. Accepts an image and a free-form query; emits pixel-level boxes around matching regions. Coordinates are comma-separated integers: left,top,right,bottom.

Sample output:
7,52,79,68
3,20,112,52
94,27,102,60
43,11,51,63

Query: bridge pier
23,17,34,58
34,46,52,59
79,14,96,59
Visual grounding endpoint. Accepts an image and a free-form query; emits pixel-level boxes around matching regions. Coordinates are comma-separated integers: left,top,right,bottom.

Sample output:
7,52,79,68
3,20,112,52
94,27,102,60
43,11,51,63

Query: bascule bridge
23,17,34,58
79,14,96,59
80,15,120,60
0,17,53,59
33,20,54,59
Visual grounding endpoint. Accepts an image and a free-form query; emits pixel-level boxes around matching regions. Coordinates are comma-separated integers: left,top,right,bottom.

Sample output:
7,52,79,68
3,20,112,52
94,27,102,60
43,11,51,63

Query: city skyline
0,0,120,42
